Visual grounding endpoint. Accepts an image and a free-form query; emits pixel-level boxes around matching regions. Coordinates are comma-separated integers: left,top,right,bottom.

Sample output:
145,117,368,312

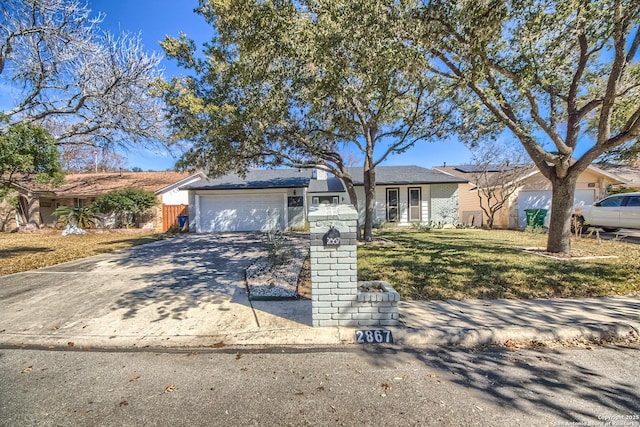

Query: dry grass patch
0,231,168,276
358,229,640,300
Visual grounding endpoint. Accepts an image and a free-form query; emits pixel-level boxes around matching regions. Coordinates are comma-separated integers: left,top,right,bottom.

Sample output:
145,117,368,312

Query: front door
408,187,421,222
386,188,399,222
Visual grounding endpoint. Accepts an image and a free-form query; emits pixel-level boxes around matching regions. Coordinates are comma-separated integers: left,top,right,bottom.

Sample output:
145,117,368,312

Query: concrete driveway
0,234,323,349
594,228,640,244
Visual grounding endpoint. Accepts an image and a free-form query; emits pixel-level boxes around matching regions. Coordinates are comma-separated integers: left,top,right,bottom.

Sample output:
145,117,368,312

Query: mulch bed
518,247,618,260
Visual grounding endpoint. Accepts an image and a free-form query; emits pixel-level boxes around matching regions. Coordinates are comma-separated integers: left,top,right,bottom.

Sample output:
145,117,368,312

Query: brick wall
309,204,399,327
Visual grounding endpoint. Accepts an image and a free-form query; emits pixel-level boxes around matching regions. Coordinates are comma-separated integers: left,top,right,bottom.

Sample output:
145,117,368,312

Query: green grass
357,229,640,300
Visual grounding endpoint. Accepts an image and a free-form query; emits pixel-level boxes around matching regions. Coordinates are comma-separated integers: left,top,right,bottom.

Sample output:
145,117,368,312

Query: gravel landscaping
245,233,309,300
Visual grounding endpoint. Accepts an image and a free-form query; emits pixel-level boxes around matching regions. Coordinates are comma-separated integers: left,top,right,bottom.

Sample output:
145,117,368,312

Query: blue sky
4,0,474,171
90,0,475,171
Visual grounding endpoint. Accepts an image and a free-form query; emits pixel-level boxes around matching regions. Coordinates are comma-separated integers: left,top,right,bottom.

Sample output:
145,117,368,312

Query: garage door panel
574,189,596,208
517,189,596,228
199,194,283,232
517,191,551,227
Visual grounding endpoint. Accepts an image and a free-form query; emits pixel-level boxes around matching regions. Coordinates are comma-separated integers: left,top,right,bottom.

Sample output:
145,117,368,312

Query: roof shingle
183,169,313,190
6,171,196,197
346,165,467,185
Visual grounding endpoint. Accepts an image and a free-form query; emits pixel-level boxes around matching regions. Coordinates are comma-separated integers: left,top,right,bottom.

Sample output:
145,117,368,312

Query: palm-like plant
52,206,98,229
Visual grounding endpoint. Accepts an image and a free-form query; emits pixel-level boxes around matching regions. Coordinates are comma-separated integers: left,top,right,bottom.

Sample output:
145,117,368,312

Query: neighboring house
182,165,467,232
598,164,640,190
1,171,204,231
435,164,626,228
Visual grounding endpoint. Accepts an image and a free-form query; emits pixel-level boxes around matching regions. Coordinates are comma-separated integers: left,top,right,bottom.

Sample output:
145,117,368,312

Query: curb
1,323,637,351
384,322,640,347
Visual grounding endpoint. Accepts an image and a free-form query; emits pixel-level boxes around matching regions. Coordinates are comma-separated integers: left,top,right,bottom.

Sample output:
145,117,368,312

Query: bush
92,188,157,228
411,222,432,232
263,229,291,265
609,187,640,195
525,225,547,234
52,206,98,229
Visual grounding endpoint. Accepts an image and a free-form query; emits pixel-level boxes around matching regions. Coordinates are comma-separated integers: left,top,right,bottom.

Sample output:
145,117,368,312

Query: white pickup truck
574,192,640,232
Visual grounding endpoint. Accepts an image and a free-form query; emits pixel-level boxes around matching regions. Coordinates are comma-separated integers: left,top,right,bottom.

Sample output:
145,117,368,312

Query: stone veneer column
309,204,359,327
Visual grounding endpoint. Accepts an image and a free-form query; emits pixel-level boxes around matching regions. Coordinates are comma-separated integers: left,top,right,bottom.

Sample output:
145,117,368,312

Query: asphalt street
1,344,639,426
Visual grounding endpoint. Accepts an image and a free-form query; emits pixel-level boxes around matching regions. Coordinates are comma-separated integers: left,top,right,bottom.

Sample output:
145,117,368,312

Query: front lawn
358,229,640,300
0,231,168,276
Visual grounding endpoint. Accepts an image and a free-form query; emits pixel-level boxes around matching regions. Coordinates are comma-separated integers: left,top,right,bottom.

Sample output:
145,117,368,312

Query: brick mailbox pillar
309,204,399,327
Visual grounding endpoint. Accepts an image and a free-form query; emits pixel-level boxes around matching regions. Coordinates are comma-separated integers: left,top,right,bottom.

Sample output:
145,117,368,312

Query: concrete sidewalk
1,234,638,350
2,290,638,349
396,297,640,347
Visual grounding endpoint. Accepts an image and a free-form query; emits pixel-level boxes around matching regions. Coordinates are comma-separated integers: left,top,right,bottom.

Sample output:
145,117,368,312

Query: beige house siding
455,168,622,229
457,183,481,226
457,184,513,228
520,169,608,199
0,196,17,231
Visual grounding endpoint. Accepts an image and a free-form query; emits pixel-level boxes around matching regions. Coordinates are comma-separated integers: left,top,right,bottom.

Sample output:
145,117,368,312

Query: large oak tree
159,0,454,240
1,0,168,151
421,0,640,253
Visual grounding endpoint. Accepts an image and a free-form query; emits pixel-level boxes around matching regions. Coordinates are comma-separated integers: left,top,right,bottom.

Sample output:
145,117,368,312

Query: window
76,198,88,208
626,196,640,207
599,195,624,207
408,187,421,222
288,196,304,207
386,188,399,222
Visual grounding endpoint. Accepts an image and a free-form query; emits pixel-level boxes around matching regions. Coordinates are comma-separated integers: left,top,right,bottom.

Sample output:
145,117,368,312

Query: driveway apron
0,233,313,348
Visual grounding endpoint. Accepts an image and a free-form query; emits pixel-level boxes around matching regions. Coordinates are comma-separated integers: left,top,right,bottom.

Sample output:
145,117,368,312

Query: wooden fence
162,204,189,232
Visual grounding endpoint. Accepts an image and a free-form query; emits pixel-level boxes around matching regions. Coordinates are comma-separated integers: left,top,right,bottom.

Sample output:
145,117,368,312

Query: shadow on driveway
108,233,263,321
0,233,312,346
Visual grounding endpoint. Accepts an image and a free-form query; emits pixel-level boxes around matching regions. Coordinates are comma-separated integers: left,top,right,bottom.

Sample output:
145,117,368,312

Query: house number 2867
355,330,393,344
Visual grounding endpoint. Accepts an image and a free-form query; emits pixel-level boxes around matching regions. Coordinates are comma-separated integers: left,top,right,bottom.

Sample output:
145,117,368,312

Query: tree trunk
486,213,494,229
478,192,493,229
342,178,361,240
363,157,376,242
546,175,578,254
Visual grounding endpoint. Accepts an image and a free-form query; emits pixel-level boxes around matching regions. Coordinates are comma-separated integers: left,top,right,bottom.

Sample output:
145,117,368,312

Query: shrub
92,188,157,228
52,206,98,229
263,229,291,265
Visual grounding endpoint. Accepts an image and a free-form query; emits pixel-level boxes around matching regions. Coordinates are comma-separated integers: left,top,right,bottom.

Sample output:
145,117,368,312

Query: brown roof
435,165,537,189
598,164,640,186
436,163,627,189
7,171,195,197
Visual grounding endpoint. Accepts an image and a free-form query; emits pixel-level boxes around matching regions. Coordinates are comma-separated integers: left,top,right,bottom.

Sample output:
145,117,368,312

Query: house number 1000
355,330,393,344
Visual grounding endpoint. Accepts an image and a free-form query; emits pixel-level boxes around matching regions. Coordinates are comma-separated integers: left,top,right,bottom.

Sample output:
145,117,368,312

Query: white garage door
574,189,596,208
517,189,596,227
198,194,284,232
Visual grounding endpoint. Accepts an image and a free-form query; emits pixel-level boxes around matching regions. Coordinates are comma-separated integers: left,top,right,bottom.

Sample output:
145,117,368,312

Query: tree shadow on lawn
0,247,53,258
358,345,640,422
359,232,636,300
